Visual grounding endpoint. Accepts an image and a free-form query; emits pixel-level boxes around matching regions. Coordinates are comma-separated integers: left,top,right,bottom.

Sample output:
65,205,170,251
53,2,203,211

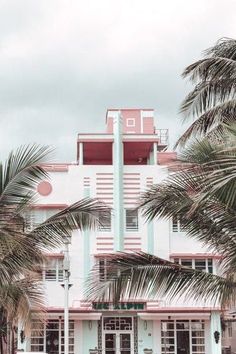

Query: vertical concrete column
113,111,124,251
153,142,158,165
83,187,90,278
210,311,221,354
147,144,156,253
17,321,27,351
147,221,154,254
79,142,83,165
149,150,154,165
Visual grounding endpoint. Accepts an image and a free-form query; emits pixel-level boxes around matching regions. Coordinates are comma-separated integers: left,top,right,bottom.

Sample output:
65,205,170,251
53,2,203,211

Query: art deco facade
18,109,222,354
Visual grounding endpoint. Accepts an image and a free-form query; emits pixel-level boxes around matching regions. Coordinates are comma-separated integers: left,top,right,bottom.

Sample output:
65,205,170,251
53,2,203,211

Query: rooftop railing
156,128,169,145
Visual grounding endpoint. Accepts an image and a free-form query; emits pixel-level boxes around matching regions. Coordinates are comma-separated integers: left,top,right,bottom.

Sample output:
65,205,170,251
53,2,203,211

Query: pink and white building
19,109,222,354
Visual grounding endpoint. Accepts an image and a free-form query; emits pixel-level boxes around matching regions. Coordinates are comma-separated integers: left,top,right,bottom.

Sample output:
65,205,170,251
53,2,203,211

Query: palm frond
0,226,44,286
27,198,111,249
178,137,221,163
0,274,45,334
0,144,53,206
176,99,236,147
182,56,236,83
205,38,236,59
180,79,236,119
87,252,236,306
0,145,111,335
178,38,236,146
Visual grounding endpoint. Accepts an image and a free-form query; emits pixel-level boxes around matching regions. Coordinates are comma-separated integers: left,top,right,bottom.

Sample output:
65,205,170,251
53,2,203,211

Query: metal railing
156,128,169,145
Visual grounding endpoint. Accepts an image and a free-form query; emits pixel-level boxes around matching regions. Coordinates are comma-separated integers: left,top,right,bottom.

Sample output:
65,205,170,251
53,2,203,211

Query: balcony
156,128,168,147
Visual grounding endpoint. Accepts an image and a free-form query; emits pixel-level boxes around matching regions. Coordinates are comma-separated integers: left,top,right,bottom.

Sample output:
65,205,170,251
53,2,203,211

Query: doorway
177,331,190,354
102,317,134,354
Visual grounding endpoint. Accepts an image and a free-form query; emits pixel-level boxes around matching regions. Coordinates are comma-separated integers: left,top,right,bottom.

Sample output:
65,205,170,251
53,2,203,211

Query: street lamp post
63,236,71,354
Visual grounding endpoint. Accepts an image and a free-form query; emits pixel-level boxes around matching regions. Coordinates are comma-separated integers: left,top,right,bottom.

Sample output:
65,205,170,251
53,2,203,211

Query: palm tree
86,39,236,309
87,131,236,306
177,37,236,147
0,144,109,353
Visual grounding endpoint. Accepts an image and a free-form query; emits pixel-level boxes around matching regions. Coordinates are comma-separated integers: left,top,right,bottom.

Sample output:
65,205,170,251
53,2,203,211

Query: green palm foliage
0,144,109,352
87,38,236,309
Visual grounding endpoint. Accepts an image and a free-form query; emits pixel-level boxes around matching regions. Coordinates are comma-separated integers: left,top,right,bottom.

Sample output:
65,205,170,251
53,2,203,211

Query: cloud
0,0,235,160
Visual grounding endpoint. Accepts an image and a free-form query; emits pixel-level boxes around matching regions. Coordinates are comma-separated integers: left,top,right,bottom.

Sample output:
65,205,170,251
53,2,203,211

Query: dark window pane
181,260,193,268
195,259,206,271
126,209,138,231
99,211,111,231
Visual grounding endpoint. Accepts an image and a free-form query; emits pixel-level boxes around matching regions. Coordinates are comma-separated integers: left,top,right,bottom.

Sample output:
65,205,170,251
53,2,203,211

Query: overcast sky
0,0,236,161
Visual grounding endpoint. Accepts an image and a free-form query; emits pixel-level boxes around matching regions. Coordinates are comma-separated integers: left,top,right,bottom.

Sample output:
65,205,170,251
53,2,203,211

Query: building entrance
102,317,134,354
176,331,190,354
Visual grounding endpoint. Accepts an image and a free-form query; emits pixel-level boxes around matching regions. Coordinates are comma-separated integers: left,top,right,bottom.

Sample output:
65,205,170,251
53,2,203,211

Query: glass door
176,331,190,354
105,333,116,354
120,333,131,354
103,316,134,354
104,332,132,354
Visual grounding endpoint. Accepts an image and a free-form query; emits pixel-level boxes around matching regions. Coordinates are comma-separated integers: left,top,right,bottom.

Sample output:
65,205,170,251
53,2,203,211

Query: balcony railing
156,128,169,145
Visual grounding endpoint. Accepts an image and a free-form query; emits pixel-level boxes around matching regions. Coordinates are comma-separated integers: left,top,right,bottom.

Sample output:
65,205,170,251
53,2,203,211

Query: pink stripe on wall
96,178,113,180
83,177,90,187
96,242,114,246
96,173,113,175
124,243,142,246
124,173,140,175
42,164,69,172
96,172,114,251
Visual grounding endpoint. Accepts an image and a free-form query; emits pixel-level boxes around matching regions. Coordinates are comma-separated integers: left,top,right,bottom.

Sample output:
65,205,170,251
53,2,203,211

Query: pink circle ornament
37,181,53,196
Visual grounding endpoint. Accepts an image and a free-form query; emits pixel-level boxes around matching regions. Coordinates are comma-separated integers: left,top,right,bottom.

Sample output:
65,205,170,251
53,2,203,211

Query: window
25,208,61,231
125,209,138,231
173,258,213,273
127,118,135,127
172,216,185,232
98,211,111,232
97,257,120,282
99,258,107,281
98,258,115,281
161,320,205,354
31,319,74,354
228,322,233,338
44,257,64,281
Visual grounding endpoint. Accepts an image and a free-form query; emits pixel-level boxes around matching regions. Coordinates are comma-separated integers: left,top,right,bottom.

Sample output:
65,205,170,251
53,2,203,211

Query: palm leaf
0,144,53,205
182,57,236,83
87,252,236,306
178,38,236,146
180,79,236,119
205,38,236,60
27,198,111,249
176,99,236,147
0,274,45,334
